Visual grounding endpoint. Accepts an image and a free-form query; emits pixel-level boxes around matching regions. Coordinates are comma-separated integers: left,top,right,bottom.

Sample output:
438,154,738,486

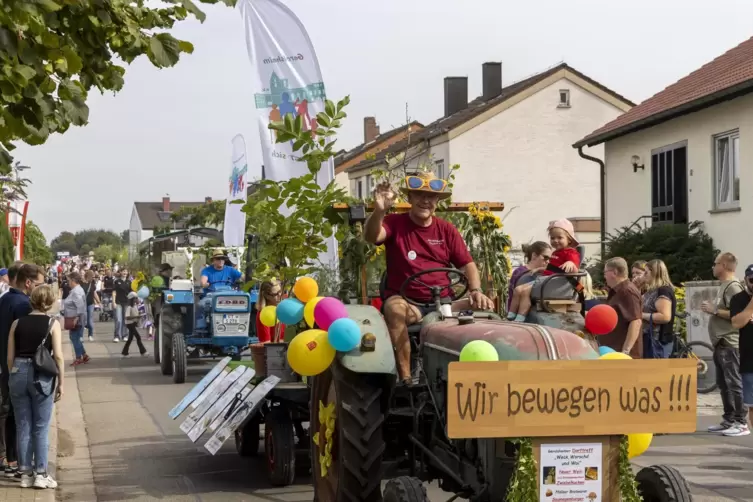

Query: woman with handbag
62,273,89,366
6,284,64,489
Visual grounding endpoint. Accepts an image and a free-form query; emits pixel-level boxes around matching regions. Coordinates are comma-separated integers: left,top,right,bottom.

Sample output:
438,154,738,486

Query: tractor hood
422,318,598,361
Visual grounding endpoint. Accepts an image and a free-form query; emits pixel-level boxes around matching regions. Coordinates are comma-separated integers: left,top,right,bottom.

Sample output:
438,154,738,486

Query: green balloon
149,276,165,288
459,340,499,362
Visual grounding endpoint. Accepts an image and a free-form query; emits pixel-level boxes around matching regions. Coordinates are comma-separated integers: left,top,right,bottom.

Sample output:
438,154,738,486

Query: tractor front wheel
159,315,173,376
636,465,692,502
383,477,428,502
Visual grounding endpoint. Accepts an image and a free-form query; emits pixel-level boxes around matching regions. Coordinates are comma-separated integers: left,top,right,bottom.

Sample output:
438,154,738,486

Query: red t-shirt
542,247,581,276
255,312,285,343
379,213,473,302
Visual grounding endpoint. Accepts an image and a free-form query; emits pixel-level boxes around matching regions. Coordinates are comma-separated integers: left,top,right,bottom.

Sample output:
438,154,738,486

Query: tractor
308,268,693,502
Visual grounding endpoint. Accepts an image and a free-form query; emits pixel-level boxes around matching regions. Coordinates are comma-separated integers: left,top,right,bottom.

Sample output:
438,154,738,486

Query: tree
0,0,236,173
50,228,124,256
0,217,13,267
23,220,53,265
171,199,225,228
93,244,116,264
50,230,77,254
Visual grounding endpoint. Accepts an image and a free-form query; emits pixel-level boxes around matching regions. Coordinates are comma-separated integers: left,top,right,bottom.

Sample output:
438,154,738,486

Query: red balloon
585,304,618,335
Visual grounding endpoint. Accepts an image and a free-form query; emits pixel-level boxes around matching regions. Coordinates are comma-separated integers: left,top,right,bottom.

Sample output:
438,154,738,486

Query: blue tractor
155,279,259,384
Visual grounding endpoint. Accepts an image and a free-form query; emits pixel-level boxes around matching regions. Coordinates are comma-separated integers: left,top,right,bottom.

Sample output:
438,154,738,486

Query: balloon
598,345,616,356
585,304,619,335
150,276,165,289
137,285,150,300
304,297,324,328
276,298,305,325
260,306,278,327
627,433,653,459
459,340,499,362
286,329,336,376
313,297,348,331
293,277,319,304
131,279,140,292
599,351,632,360
328,318,361,352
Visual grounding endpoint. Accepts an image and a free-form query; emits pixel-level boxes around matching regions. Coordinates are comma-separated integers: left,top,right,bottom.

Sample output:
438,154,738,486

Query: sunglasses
405,176,447,192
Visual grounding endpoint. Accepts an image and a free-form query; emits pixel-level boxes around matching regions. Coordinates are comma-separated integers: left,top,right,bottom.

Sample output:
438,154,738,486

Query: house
129,196,215,258
334,117,424,194
346,62,634,254
574,36,753,266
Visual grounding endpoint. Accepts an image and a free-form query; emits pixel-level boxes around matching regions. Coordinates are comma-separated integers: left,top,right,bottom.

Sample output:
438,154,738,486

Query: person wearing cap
0,269,9,298
200,251,242,294
122,292,148,357
729,264,753,437
507,218,582,322
364,170,494,384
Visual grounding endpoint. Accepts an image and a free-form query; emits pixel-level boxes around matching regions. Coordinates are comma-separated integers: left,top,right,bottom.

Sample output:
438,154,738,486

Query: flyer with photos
540,443,602,502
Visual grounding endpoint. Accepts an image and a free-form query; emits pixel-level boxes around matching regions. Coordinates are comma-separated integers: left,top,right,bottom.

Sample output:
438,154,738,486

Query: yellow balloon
131,279,140,292
293,277,319,304
287,329,335,376
304,297,324,328
599,351,632,360
260,306,278,327
627,433,653,459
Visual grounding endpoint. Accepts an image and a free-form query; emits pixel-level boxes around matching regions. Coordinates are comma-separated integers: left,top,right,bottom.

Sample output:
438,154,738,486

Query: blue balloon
137,285,150,300
327,318,361,352
598,345,616,356
276,298,304,325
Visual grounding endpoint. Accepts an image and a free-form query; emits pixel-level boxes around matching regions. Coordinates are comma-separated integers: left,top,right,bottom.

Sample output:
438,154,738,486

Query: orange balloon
293,277,319,303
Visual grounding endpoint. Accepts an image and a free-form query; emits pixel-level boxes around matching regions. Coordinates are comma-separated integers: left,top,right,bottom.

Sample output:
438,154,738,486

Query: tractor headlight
217,324,227,333
237,324,247,332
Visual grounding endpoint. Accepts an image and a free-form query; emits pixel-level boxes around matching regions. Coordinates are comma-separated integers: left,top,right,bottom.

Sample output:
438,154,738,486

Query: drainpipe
577,146,606,260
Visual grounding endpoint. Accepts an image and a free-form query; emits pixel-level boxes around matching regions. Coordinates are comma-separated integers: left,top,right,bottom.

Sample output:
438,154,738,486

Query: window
558,89,570,108
651,142,688,225
357,178,364,200
434,160,446,179
714,130,740,209
366,175,373,196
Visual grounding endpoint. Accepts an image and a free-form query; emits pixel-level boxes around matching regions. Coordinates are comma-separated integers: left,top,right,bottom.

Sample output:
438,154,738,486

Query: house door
651,143,688,225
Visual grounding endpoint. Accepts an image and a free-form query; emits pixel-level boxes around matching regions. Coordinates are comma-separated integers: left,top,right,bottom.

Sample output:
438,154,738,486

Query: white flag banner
224,134,248,247
239,0,337,268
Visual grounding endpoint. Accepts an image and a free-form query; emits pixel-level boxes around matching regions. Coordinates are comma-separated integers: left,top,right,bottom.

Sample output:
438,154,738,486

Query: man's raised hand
373,182,396,212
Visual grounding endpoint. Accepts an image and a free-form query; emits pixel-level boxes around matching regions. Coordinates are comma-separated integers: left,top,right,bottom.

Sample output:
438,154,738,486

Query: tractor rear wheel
310,363,387,502
265,408,296,486
383,477,428,502
172,333,187,384
636,465,692,502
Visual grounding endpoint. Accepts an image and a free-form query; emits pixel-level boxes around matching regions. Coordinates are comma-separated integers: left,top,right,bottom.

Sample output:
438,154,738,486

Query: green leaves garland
505,438,537,502
618,435,642,502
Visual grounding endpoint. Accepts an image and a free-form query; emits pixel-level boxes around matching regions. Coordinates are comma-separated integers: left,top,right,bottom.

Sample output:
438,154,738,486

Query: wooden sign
446,359,697,438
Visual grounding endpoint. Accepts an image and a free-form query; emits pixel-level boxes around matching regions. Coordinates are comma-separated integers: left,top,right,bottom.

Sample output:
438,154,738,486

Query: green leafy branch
505,438,537,501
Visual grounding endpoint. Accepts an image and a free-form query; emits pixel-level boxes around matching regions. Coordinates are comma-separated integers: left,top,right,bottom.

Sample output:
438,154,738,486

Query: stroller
99,293,114,322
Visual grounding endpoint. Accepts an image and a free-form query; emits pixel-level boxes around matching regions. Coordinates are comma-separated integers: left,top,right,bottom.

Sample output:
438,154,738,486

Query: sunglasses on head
405,176,447,192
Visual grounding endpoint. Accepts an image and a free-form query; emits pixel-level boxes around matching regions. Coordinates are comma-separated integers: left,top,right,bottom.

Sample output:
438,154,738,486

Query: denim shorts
742,373,753,407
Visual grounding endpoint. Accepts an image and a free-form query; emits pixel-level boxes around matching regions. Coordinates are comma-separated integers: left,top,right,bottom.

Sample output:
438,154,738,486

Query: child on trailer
507,219,582,322
122,292,148,357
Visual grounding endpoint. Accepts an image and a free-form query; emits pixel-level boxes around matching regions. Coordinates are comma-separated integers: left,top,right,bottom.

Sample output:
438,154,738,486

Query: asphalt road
60,322,753,502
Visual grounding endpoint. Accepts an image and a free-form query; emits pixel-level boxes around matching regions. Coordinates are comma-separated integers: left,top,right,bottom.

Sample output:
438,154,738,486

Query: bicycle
670,311,718,394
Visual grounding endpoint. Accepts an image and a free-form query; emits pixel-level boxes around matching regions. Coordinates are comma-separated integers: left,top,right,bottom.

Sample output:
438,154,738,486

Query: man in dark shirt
729,264,753,437
0,263,44,475
113,270,131,342
603,257,643,358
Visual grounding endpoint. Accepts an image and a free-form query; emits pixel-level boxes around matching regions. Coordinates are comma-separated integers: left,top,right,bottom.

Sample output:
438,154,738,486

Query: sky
14,0,753,241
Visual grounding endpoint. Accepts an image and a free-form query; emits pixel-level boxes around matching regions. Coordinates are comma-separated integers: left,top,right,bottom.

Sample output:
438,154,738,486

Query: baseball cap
0,268,7,277
159,263,173,272
745,264,753,279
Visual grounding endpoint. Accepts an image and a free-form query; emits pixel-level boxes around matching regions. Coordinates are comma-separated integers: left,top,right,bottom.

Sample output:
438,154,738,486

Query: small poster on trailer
540,443,602,502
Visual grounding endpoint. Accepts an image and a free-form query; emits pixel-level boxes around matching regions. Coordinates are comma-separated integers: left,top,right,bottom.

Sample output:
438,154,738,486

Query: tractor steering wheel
398,268,469,309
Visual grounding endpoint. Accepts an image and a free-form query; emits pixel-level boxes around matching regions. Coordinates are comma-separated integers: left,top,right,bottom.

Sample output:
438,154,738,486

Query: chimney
162,196,170,212
482,62,502,101
205,196,212,204
444,77,468,117
363,116,380,143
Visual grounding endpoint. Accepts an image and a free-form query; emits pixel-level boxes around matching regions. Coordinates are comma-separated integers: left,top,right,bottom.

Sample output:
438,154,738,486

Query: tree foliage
589,221,718,285
0,0,236,173
171,199,225,228
23,220,52,264
0,217,13,267
50,228,124,256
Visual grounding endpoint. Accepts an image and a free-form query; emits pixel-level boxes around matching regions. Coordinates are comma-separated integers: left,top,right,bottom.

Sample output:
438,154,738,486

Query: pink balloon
313,297,348,330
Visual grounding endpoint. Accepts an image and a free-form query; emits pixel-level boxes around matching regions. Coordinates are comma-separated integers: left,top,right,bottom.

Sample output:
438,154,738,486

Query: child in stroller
99,293,114,322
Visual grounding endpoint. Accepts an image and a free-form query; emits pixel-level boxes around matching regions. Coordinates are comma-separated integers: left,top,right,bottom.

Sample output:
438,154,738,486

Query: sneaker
82,354,91,363
33,473,57,489
723,423,751,437
113,337,120,343
20,473,34,488
5,465,18,477
70,359,83,367
141,351,149,357
708,421,733,432
121,353,129,358
88,335,94,341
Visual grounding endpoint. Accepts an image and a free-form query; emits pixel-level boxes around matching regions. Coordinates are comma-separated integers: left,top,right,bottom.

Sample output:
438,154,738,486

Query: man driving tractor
364,170,494,384
200,251,242,294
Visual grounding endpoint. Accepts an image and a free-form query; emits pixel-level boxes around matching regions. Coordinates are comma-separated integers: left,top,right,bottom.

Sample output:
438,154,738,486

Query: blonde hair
579,272,595,300
631,260,647,271
256,280,281,310
30,285,56,312
644,259,673,291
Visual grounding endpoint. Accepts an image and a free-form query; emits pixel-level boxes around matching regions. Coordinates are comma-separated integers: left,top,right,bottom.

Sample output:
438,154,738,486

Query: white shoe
33,473,57,489
113,337,120,343
708,422,733,432
88,335,94,342
141,352,149,357
20,473,34,488
722,424,751,437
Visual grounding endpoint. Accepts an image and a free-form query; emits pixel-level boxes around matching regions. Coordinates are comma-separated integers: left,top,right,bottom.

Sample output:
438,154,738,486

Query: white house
346,62,634,256
574,36,753,268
